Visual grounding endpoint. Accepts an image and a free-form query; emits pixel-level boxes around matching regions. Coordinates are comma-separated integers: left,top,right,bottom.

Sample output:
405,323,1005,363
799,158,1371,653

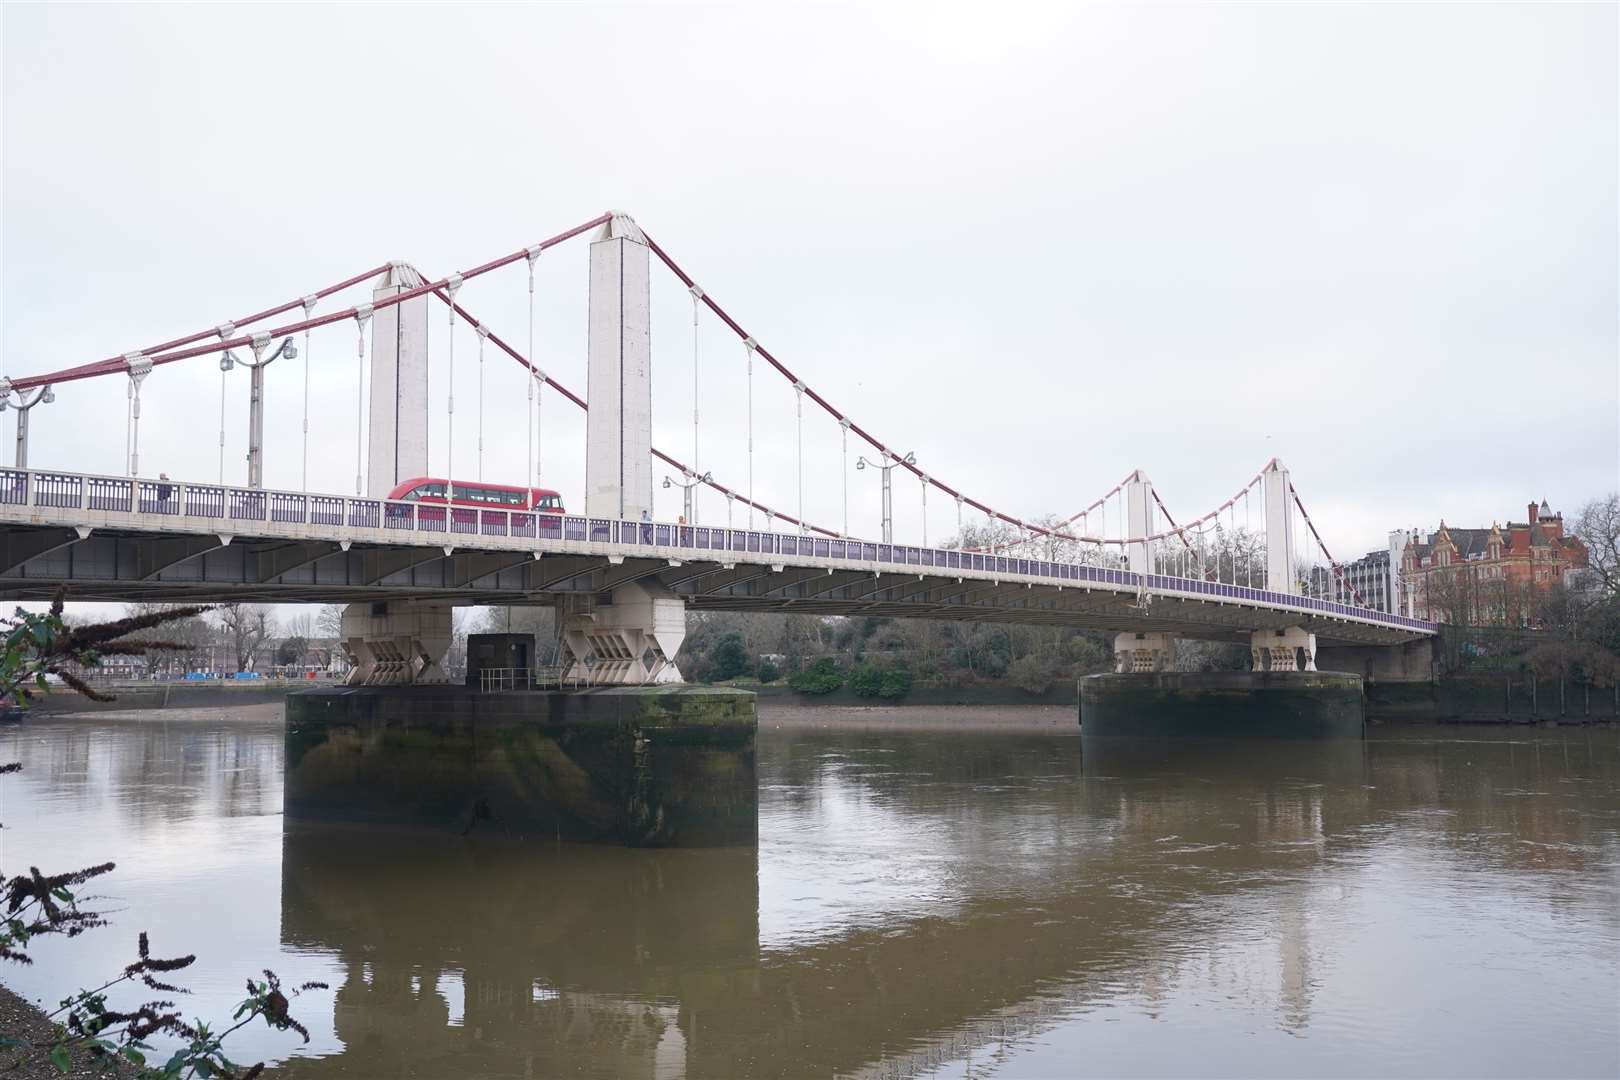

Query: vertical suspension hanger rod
445,274,463,490
475,323,489,481
690,283,703,525
525,245,540,498
353,304,373,496
744,336,756,529
215,323,235,485
300,295,315,492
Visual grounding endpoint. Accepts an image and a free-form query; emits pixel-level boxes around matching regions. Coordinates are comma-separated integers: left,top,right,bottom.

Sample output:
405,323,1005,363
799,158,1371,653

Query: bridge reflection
272,729,1617,1079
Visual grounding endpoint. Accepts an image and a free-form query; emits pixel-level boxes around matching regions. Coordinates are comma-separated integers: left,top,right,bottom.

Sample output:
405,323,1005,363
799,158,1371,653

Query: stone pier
285,686,756,847
1079,671,1364,738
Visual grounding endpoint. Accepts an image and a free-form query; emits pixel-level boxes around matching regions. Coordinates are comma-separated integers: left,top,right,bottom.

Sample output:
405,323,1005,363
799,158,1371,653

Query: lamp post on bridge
663,470,710,524
223,333,297,489
0,379,55,469
855,450,914,545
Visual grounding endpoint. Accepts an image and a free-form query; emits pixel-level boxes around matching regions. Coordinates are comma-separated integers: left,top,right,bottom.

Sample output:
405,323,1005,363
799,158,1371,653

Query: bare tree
1575,493,1619,598
214,604,273,673
442,609,471,681
120,603,212,677
316,603,345,640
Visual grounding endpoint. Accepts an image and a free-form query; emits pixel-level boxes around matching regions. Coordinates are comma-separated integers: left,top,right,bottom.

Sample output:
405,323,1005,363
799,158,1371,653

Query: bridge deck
0,468,1433,645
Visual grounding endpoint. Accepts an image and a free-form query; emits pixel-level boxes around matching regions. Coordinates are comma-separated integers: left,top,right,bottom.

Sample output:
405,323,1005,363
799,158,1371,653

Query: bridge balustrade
229,491,266,522
32,473,79,509
182,485,221,518
0,466,1439,634
0,469,28,507
137,480,180,516
347,500,380,530
308,495,344,526
87,477,133,513
269,492,306,524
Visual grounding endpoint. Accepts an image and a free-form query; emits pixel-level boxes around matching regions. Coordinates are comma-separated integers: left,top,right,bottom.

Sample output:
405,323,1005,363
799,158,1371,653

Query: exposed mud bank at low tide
760,702,1078,734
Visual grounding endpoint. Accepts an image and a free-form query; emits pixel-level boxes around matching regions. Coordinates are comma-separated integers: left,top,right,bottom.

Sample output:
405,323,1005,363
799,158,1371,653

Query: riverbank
759,678,1618,727
21,681,311,714
0,985,133,1077
14,677,1614,730
1366,677,1619,726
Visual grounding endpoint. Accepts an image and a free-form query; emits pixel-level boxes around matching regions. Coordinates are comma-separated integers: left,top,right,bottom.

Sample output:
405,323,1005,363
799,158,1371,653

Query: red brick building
1401,500,1589,625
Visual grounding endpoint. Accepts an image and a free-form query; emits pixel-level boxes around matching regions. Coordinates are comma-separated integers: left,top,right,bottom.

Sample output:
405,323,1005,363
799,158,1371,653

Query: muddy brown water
2,704,1616,1078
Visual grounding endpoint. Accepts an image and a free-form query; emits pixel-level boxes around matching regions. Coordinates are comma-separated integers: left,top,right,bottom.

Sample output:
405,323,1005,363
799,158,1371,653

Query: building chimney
1528,501,1538,526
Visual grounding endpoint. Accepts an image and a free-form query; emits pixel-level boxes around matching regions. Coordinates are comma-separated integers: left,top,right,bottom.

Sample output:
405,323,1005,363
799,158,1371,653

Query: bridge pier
284,685,757,846
1079,671,1363,739
560,213,690,687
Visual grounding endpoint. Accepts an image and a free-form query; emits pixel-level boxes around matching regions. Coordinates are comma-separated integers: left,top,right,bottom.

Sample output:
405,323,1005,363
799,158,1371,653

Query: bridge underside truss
0,524,1425,647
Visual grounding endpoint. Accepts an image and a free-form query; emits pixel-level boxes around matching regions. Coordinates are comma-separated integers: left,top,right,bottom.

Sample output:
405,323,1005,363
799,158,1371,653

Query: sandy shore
759,701,1078,734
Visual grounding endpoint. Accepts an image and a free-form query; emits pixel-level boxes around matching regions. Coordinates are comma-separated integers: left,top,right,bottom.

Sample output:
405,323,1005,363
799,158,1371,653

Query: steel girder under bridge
0,468,1434,648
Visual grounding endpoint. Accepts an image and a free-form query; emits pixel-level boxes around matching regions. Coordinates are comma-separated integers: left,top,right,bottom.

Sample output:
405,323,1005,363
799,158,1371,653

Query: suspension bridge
0,211,1434,685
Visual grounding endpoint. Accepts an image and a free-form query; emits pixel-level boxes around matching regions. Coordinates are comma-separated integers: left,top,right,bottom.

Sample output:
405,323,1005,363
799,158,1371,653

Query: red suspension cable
6,214,614,392
643,227,1070,542
420,285,841,538
1289,482,1368,607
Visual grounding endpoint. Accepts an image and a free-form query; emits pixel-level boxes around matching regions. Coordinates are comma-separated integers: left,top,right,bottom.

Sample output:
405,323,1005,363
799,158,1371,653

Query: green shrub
877,666,912,699
710,632,751,682
850,662,912,699
788,656,843,694
848,662,882,697
756,659,782,684
1008,654,1057,694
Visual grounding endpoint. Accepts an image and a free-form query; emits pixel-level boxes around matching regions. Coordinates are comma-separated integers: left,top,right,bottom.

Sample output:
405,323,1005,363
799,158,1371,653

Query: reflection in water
2,709,1617,1078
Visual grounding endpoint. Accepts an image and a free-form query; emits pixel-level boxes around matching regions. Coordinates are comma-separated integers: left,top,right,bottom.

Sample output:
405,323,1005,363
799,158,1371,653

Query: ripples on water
2,707,1617,1078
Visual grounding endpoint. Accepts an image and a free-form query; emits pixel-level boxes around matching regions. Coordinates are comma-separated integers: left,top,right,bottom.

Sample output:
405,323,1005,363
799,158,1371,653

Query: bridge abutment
1315,637,1435,683
284,685,757,847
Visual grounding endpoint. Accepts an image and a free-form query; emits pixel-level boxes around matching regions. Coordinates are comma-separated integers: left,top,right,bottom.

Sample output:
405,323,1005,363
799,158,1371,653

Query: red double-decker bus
385,477,565,513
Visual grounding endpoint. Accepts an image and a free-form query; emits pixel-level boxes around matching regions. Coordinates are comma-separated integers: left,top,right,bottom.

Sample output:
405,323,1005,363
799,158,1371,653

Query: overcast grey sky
3,2,1615,561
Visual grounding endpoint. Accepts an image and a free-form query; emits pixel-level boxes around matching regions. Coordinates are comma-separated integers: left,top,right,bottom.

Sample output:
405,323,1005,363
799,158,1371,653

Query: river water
2,705,1617,1079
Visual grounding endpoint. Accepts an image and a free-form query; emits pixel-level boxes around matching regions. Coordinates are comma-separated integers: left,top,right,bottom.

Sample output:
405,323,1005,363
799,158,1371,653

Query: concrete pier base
1079,671,1364,739
284,686,756,847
